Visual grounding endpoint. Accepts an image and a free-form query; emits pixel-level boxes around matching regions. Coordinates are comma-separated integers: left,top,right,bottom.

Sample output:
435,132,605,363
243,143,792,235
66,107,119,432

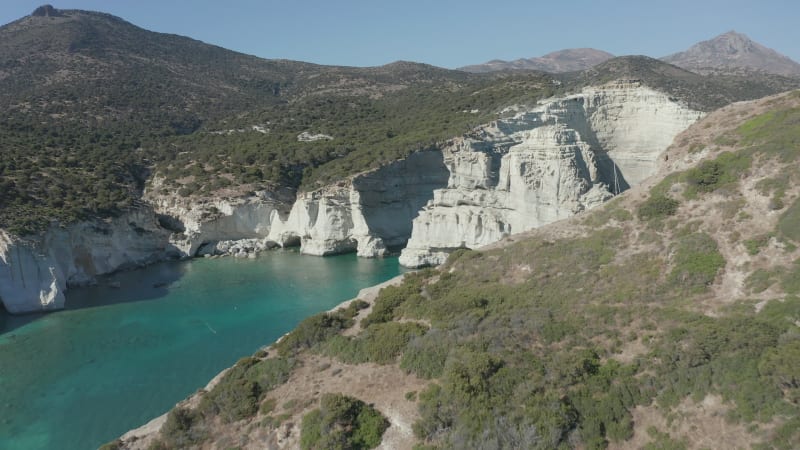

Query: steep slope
116,90,800,449
460,48,614,73
662,31,800,77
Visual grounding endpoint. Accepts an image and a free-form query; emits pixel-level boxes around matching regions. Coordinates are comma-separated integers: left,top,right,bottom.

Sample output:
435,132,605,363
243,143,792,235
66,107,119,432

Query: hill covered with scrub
112,90,800,449
1,7,799,237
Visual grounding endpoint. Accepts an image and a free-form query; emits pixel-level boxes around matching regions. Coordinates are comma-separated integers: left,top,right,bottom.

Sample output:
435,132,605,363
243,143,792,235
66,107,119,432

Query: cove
0,251,403,450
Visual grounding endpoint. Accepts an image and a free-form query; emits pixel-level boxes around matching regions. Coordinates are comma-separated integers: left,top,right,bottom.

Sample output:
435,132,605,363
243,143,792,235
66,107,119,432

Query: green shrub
643,427,687,450
361,274,426,327
638,195,680,221
758,339,800,403
159,407,206,447
668,233,725,292
326,322,427,365
737,107,800,162
400,329,452,379
684,151,751,197
300,393,389,450
198,356,294,423
276,313,351,356
584,202,634,227
259,397,277,415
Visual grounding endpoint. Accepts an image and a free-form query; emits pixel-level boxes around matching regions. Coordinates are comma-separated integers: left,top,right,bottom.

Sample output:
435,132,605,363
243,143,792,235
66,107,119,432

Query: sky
2,0,799,68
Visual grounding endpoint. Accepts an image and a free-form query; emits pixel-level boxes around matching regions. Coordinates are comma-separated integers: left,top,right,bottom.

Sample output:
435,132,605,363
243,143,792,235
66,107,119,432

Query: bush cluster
300,393,389,450
637,194,680,221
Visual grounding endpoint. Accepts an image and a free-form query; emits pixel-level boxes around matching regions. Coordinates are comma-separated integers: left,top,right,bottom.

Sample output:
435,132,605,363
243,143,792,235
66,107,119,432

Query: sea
0,251,404,450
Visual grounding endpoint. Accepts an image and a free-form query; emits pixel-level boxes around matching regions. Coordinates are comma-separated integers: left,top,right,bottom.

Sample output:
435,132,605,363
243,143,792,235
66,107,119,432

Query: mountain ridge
460,31,800,78
459,48,615,73
662,30,800,76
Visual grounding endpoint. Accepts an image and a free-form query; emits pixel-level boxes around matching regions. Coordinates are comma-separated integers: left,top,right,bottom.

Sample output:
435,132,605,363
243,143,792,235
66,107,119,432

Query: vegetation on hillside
300,393,389,450
135,93,800,449
1,9,798,235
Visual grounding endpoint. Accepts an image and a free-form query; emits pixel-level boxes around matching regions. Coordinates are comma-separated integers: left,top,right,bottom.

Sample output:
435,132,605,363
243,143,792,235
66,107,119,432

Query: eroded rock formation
0,208,173,313
400,81,703,267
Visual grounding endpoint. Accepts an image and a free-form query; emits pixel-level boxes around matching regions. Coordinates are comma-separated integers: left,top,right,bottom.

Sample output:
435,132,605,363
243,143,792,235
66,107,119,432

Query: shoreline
117,272,408,449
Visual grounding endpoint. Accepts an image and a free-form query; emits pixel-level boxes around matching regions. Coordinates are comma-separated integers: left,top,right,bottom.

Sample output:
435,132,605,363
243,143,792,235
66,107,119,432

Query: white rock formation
0,209,173,313
400,82,703,267
146,150,449,259
269,150,449,257
297,131,334,142
146,184,295,257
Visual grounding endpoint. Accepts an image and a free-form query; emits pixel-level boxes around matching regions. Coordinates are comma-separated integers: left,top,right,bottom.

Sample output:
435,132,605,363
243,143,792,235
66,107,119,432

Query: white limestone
0,209,173,313
297,131,334,142
400,82,703,267
268,150,450,257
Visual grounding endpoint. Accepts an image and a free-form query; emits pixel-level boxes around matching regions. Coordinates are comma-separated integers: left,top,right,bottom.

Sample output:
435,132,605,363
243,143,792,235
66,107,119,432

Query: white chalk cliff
0,82,702,313
146,150,449,259
0,209,173,314
399,81,703,267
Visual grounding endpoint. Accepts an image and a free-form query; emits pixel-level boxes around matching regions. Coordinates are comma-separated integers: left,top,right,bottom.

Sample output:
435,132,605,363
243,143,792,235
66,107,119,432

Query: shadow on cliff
0,259,187,336
357,150,450,245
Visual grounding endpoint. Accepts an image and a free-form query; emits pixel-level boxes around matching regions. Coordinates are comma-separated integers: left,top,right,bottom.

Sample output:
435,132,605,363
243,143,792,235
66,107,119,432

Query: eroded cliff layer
400,82,703,267
0,209,173,313
146,150,449,259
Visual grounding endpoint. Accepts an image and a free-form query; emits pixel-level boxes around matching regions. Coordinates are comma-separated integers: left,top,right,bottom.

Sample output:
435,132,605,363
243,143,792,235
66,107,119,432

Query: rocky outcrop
400,82,703,267
270,150,449,257
0,208,173,313
146,150,449,259
145,184,295,257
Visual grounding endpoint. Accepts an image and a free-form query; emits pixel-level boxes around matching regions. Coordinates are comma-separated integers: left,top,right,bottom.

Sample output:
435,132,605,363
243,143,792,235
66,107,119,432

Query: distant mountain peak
662,31,800,76
31,4,62,17
459,48,614,73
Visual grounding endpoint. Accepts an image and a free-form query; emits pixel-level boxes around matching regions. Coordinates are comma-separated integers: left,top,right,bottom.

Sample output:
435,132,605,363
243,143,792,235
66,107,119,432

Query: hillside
562,55,800,111
1,7,799,238
0,6,554,235
662,31,800,77
459,48,614,73
114,90,800,449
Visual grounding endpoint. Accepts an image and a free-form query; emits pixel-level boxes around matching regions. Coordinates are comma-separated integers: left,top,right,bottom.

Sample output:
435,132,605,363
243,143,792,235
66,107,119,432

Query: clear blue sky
2,0,799,68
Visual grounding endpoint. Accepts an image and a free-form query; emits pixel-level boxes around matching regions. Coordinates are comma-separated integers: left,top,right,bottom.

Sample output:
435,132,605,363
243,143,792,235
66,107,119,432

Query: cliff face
147,150,449,259
145,183,296,257
400,82,703,267
270,150,449,257
0,208,173,313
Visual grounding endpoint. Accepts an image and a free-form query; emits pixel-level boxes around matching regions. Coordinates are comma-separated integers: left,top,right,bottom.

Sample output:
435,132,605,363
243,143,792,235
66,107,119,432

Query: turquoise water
0,251,403,450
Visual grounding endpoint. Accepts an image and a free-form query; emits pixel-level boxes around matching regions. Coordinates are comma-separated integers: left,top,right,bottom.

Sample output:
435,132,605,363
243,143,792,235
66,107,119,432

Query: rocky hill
114,89,800,450
662,31,800,77
459,48,614,73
